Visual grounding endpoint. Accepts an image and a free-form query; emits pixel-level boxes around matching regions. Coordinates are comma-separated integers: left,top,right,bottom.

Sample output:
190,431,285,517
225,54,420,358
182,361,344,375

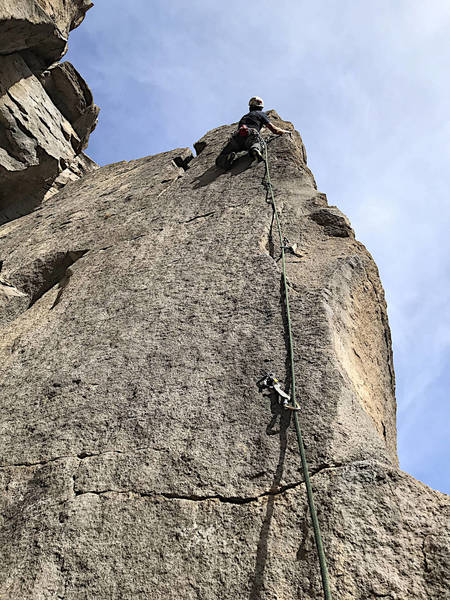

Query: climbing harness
257,372,300,411
259,135,333,600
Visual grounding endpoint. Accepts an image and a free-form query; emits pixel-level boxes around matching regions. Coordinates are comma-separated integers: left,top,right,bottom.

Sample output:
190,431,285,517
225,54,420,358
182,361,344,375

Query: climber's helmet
249,96,264,111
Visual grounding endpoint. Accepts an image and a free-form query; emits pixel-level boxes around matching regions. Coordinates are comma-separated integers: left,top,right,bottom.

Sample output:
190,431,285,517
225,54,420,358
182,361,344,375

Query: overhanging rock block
0,53,97,223
0,1,98,225
40,61,99,150
0,0,93,64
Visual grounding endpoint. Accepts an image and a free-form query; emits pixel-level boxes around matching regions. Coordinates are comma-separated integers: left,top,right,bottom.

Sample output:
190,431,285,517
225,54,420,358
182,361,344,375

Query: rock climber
215,96,291,169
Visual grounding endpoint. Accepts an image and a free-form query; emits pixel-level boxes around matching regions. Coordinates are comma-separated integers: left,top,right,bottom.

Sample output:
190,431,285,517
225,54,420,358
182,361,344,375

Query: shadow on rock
230,154,254,175
192,154,255,188
249,403,292,600
192,165,223,188
263,391,285,436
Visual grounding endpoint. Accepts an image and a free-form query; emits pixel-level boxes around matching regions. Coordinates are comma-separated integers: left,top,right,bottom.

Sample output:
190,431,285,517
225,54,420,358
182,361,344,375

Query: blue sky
66,0,449,494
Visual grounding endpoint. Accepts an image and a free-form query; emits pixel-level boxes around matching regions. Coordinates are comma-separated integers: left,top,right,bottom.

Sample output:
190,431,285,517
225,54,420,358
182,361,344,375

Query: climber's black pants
215,128,261,168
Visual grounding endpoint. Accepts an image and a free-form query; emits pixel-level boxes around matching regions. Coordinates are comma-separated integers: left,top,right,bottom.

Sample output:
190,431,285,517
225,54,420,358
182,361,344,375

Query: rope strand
261,136,333,600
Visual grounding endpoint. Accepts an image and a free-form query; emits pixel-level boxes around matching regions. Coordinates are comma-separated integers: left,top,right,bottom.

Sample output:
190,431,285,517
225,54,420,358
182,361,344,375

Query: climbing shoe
226,152,236,168
250,148,263,162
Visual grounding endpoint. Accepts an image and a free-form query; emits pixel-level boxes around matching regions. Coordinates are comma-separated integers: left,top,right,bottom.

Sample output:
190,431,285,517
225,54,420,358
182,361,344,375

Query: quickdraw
257,372,300,411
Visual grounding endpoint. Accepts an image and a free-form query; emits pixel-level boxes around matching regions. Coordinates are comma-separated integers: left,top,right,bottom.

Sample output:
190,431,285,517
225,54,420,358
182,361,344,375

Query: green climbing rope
261,136,333,600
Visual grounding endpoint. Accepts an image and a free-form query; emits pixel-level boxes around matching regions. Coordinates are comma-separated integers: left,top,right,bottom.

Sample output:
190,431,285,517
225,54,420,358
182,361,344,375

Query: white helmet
249,96,264,110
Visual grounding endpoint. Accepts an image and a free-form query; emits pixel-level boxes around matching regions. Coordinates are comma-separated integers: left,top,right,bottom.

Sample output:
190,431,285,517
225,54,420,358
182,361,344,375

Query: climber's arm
265,121,289,135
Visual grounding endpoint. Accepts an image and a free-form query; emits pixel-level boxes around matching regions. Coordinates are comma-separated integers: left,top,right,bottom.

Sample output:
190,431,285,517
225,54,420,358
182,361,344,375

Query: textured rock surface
0,0,93,64
42,151,97,200
40,61,99,149
0,1,97,225
0,113,448,599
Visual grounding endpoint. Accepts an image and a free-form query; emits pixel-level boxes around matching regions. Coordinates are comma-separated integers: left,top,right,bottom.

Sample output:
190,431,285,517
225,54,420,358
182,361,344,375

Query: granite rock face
0,0,97,225
0,113,448,599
